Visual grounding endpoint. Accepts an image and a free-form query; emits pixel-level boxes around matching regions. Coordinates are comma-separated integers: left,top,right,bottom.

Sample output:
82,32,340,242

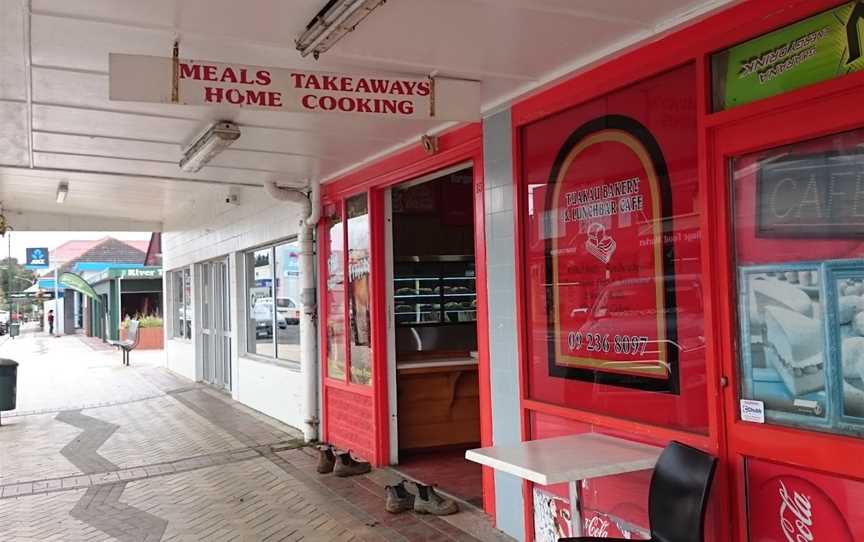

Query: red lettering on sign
390,81,405,95
204,87,282,107
322,76,338,91
220,67,238,83
305,75,321,90
416,80,431,96
180,63,200,80
204,86,223,103
355,78,371,93
338,97,355,112
256,70,271,86
355,97,372,113
202,65,218,81
340,77,353,92
369,79,388,93
381,100,397,114
302,94,316,110
319,96,336,110
402,81,417,95
291,73,305,88
398,100,413,114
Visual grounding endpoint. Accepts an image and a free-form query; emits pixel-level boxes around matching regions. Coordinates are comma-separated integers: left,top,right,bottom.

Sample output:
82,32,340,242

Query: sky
2,231,152,263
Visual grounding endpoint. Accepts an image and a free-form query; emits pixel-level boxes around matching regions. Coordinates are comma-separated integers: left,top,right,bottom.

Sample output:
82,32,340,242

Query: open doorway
387,166,482,507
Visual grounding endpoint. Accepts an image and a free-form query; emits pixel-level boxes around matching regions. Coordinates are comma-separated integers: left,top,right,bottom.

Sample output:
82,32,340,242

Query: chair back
127,320,141,347
648,441,717,542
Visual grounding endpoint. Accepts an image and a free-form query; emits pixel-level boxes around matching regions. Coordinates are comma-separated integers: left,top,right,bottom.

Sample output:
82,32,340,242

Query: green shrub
122,314,163,329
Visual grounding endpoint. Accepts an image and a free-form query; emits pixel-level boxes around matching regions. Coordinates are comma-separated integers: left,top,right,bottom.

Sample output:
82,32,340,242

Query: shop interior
390,167,482,507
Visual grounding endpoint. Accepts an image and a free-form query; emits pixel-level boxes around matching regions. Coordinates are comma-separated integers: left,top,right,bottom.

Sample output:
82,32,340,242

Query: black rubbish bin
0,359,18,418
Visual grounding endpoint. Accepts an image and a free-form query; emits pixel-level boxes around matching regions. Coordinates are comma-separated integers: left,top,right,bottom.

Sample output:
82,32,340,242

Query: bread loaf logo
544,115,678,391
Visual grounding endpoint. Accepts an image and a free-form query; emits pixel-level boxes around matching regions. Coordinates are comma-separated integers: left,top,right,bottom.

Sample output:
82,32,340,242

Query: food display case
393,257,477,326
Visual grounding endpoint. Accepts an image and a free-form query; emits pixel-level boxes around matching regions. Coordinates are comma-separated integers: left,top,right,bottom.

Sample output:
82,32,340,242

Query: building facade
152,1,864,540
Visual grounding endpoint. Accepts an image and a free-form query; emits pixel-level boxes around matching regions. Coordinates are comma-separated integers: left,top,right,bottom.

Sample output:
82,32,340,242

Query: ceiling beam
0,165,269,188
4,207,162,232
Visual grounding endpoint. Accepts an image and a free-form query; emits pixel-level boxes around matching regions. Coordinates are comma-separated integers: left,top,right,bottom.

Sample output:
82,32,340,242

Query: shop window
169,268,191,340
326,206,346,380
324,194,372,385
733,127,864,437
347,194,371,385
520,65,708,433
245,240,301,362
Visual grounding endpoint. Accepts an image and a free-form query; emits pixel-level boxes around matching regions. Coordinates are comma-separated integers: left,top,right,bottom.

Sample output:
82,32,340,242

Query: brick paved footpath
0,327,513,542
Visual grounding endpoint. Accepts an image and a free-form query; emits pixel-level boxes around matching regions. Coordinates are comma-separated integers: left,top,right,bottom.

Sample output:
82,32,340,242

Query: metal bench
108,320,140,366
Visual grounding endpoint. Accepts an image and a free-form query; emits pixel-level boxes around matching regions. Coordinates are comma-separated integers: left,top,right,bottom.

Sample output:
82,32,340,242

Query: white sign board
740,399,765,423
109,54,480,121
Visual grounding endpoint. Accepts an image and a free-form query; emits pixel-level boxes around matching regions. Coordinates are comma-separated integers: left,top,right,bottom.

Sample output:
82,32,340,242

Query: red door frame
319,123,497,516
509,0,853,540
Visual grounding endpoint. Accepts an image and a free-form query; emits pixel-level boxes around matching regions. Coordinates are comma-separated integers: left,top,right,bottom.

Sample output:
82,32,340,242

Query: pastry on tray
764,306,825,396
753,278,813,318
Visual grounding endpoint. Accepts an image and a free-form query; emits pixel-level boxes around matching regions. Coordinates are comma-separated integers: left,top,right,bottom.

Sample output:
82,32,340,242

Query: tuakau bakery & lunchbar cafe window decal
542,115,680,392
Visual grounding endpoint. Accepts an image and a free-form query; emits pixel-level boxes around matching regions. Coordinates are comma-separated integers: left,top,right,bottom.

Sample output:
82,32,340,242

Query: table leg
569,480,583,537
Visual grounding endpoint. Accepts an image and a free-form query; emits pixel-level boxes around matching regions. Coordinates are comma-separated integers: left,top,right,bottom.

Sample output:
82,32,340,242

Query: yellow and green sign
712,1,864,111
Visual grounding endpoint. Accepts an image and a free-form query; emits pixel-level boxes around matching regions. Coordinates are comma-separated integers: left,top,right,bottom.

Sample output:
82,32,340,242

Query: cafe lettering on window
757,150,864,237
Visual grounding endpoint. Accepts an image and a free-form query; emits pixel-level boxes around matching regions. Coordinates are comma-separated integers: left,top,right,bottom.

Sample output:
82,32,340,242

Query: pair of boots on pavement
385,480,459,516
316,444,372,477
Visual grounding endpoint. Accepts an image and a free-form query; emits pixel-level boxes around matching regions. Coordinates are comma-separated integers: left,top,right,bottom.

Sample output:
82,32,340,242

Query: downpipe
265,179,321,442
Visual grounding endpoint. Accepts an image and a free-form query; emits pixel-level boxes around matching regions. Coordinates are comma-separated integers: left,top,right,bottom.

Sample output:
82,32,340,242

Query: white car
276,297,300,328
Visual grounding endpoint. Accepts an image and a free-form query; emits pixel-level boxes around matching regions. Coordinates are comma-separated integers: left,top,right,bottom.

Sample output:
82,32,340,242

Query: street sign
25,247,49,269
8,292,53,300
109,54,481,121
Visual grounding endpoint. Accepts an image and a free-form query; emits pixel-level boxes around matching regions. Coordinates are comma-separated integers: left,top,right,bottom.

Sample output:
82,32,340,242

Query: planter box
120,326,164,350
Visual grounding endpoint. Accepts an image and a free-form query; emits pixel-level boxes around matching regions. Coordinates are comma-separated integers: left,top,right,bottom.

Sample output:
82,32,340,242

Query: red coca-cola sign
748,459,861,541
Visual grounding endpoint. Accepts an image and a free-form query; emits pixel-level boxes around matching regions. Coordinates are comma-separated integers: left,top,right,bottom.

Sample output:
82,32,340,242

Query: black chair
108,320,140,366
560,441,717,542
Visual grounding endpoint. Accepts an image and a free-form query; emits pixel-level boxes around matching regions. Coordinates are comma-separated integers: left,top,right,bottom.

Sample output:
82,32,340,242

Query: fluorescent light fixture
179,121,241,173
56,181,68,204
296,0,386,59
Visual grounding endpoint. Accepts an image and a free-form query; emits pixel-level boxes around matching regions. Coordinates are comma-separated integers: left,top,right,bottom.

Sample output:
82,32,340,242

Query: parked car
276,297,300,328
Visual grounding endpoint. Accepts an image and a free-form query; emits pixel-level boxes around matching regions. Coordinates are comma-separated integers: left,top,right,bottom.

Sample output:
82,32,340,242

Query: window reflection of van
578,275,705,364
276,297,300,327
252,300,274,339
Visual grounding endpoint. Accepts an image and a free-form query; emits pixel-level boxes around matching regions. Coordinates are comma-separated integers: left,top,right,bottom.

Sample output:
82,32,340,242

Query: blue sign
25,247,50,269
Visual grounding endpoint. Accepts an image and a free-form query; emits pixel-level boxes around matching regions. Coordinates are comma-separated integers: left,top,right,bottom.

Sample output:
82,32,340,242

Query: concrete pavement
0,327,512,542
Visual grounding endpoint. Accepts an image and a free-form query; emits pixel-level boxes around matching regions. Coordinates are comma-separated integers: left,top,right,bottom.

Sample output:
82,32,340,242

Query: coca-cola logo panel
748,459,861,541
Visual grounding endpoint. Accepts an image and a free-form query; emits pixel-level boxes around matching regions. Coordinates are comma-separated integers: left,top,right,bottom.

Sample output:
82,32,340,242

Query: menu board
544,116,677,390
757,150,864,237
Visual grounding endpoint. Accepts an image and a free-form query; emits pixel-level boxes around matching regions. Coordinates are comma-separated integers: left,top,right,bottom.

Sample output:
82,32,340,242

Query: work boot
333,450,372,477
316,444,336,474
384,481,414,513
413,483,459,516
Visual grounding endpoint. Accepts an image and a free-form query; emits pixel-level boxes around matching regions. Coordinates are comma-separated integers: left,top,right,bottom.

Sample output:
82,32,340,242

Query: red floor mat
394,448,483,508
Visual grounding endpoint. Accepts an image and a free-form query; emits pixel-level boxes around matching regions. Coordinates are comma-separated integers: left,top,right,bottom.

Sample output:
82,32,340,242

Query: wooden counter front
396,359,480,451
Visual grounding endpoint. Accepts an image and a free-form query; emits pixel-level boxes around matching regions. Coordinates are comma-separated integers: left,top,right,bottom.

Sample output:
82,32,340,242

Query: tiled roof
59,237,146,273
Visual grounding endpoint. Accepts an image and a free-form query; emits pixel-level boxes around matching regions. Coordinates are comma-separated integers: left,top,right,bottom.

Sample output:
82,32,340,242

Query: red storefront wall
512,0,864,540
318,124,496,515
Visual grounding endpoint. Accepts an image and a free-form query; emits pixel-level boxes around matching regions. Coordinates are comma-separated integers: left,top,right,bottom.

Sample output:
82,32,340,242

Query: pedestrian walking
47,309,54,335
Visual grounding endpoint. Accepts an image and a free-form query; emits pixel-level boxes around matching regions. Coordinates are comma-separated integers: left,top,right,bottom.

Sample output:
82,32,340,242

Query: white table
465,433,662,537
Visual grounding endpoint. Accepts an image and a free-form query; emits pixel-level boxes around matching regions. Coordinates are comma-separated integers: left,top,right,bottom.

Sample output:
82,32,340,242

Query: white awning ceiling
0,0,734,231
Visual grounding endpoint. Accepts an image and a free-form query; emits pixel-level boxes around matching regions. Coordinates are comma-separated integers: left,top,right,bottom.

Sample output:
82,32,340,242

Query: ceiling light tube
179,121,241,173
296,0,386,59
56,181,68,204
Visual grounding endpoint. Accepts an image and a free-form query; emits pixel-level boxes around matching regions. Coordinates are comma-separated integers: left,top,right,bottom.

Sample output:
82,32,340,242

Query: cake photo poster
739,261,864,428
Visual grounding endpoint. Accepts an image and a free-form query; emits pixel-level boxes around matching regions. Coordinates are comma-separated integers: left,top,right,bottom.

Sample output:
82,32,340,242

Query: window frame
323,192,372,387
243,237,302,364
168,267,192,341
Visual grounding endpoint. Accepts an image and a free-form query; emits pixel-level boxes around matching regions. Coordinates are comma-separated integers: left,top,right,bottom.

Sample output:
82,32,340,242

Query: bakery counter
396,353,480,451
